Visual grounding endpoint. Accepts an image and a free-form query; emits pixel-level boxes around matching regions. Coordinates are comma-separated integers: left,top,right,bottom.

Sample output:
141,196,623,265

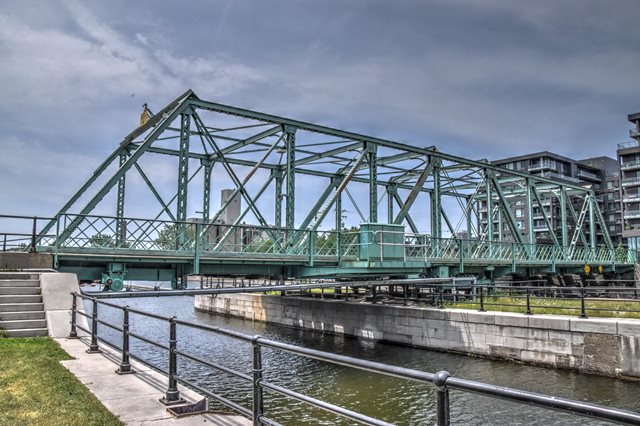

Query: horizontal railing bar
127,306,172,322
76,324,90,334
260,380,393,426
127,352,169,376
447,377,640,425
174,319,254,342
257,338,435,384
173,375,253,418
173,348,251,382
76,310,91,319
128,331,170,351
0,214,56,221
96,319,123,333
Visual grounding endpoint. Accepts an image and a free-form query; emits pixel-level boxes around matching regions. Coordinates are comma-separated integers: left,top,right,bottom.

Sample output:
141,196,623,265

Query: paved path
55,337,251,426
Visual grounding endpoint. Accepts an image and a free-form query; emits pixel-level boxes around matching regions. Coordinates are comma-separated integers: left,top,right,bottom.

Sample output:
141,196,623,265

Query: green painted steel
33,90,631,284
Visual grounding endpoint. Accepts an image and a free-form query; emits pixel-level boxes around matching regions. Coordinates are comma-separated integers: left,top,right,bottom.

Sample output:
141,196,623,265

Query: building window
515,209,524,218
610,225,616,232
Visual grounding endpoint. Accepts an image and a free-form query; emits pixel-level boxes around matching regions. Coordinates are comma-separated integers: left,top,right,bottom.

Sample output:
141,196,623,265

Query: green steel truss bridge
27,90,635,288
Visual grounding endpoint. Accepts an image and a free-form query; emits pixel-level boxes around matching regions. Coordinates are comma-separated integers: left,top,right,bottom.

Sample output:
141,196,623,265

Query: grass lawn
447,296,640,319
0,337,122,426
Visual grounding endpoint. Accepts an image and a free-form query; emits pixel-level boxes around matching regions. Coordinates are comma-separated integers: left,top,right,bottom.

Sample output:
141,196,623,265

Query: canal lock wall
194,294,640,379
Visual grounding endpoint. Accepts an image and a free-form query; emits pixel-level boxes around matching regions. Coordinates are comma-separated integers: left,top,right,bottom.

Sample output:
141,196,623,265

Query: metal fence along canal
71,291,640,426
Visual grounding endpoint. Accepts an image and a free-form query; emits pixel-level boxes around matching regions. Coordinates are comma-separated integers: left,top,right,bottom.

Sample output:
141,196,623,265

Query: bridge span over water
3,90,635,287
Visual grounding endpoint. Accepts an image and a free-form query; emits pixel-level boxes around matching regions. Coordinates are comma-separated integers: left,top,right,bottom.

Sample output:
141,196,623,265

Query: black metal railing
426,284,640,319
70,292,640,426
0,214,55,253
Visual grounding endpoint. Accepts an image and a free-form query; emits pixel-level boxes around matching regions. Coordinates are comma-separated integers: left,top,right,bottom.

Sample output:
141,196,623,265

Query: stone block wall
195,294,640,378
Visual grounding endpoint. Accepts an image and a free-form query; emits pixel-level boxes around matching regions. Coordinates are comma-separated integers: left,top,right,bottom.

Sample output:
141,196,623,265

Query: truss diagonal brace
394,158,432,225
193,112,279,241
487,170,525,246
308,148,368,232
55,97,192,245
529,182,559,246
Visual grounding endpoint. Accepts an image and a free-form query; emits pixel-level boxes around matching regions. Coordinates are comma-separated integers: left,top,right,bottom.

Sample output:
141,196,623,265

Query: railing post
116,307,135,374
580,287,588,318
161,317,184,405
29,216,37,253
193,222,201,275
68,293,78,339
87,298,101,353
252,336,264,426
434,371,450,426
2,234,6,252
479,286,486,312
525,287,532,316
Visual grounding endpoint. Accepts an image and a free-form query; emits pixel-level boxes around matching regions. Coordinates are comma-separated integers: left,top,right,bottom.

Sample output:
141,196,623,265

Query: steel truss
38,90,629,282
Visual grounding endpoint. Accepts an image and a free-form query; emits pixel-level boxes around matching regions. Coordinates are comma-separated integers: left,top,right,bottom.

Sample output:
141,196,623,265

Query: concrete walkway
55,336,251,426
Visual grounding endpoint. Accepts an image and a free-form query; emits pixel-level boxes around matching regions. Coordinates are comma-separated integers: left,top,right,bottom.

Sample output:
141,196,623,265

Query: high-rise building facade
618,112,640,250
482,152,621,246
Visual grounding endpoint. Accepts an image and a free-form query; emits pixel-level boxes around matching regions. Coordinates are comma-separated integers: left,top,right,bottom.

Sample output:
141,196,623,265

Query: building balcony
621,177,640,187
576,169,601,182
623,210,640,220
631,129,640,139
528,163,553,172
533,225,550,232
623,194,640,203
539,171,581,183
621,160,640,171
618,140,640,150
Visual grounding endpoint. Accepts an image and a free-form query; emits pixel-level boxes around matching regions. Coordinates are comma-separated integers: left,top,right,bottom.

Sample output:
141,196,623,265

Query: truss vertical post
115,151,127,245
431,160,442,239
366,142,378,223
202,160,212,221
497,208,503,241
466,196,473,239
387,185,395,223
177,110,192,245
285,126,296,231
560,186,568,249
589,194,596,249
485,170,493,243
336,189,342,259
274,169,284,228
526,178,534,245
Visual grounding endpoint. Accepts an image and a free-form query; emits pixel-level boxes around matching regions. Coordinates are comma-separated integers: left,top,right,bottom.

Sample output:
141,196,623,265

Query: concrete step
5,328,48,337
0,319,47,330
0,273,39,280
0,295,42,304
0,279,40,287
0,302,44,312
0,311,45,321
0,287,41,295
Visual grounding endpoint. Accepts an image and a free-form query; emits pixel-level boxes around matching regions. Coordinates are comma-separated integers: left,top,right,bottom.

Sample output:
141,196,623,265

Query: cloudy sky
1,0,640,219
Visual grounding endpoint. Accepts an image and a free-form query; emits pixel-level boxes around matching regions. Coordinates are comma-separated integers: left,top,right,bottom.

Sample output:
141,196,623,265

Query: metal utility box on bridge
359,223,405,262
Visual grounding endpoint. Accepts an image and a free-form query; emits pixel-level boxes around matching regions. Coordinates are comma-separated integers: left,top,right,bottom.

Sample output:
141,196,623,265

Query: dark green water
85,295,640,425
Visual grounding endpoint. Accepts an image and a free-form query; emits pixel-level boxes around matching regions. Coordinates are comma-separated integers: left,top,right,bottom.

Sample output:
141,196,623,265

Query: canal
83,291,640,425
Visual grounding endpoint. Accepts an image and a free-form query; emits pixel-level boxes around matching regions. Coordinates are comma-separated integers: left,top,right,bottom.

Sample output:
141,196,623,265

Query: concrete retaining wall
0,252,53,270
195,294,640,379
41,272,85,338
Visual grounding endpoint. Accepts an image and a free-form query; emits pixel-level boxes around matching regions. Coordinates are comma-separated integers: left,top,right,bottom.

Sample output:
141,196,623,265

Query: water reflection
83,294,640,425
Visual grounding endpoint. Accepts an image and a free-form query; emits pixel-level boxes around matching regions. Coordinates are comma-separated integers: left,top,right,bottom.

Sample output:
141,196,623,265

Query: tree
89,233,115,248
155,223,195,251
